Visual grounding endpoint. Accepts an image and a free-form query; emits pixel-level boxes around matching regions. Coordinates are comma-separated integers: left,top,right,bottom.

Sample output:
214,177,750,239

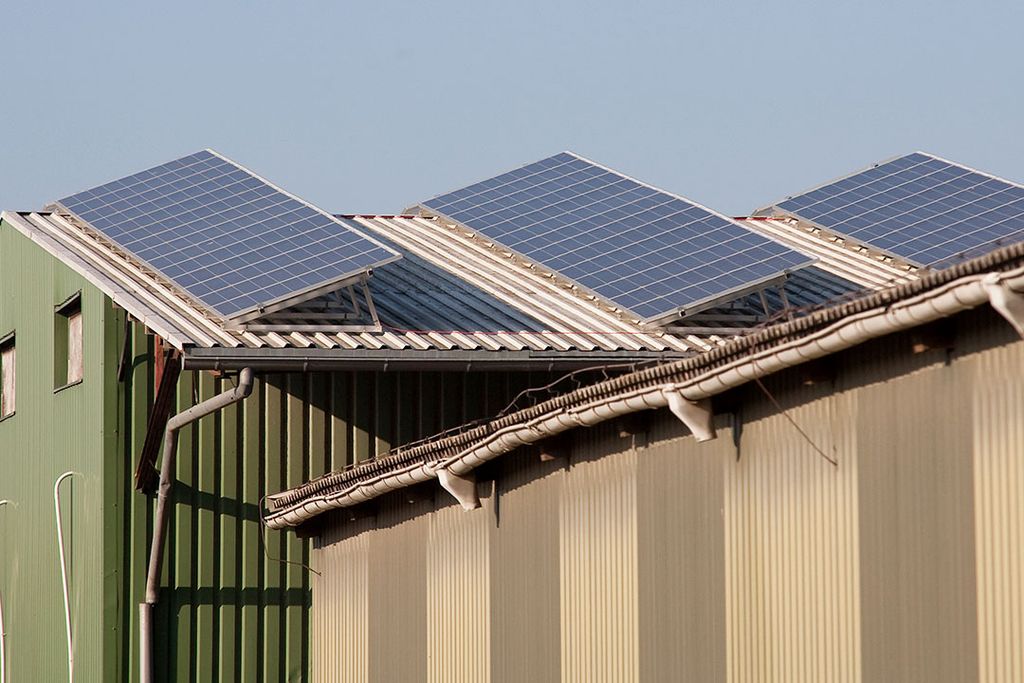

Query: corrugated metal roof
0,211,708,356
0,209,910,362
738,217,921,290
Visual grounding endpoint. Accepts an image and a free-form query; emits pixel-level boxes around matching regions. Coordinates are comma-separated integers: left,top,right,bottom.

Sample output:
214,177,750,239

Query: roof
0,205,912,368
0,210,722,365
0,160,927,369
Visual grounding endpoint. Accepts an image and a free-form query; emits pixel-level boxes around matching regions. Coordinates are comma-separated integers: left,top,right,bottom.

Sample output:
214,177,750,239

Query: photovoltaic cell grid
422,152,813,321
771,152,1024,266
57,150,398,319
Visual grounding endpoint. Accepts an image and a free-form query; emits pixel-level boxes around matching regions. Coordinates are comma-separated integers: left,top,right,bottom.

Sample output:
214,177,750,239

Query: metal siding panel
560,425,639,683
239,388,264,682
330,373,353,470
971,343,1024,683
286,375,310,681
218,388,241,682
490,454,562,683
314,518,371,683
374,373,396,457
173,371,196,679
308,373,330,481
263,377,285,682
351,372,373,464
427,499,491,683
724,379,861,683
855,345,978,683
637,412,727,682
368,498,430,682
196,372,217,682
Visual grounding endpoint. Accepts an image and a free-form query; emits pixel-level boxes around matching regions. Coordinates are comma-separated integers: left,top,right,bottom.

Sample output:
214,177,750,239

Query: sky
1,0,1022,217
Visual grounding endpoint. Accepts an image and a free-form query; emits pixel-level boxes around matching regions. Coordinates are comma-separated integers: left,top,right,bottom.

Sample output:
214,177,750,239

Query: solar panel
767,152,1024,266
420,152,813,322
57,150,399,320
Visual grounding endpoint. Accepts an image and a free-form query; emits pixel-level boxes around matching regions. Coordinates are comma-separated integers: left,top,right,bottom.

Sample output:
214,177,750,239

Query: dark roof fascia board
181,347,690,372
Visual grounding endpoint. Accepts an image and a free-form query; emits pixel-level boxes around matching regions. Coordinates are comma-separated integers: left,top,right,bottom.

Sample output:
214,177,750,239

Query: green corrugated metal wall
1,219,560,681
116,333,554,682
0,222,122,682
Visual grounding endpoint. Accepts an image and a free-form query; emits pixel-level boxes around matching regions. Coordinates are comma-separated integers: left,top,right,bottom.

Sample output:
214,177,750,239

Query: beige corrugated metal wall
490,454,562,682
313,518,370,683
560,426,639,683
725,379,861,683
637,415,727,682
427,498,491,682
309,310,1024,682
972,345,1024,683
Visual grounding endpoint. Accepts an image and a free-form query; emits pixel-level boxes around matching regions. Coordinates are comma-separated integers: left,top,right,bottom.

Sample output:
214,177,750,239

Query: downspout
139,368,253,683
53,472,75,683
0,499,10,683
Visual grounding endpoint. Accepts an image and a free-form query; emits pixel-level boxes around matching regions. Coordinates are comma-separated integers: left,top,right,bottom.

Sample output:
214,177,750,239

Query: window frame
54,292,84,393
0,331,15,420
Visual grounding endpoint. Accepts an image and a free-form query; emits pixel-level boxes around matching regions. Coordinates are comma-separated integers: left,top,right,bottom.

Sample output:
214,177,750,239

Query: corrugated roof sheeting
0,209,921,359
349,216,700,353
739,217,920,290
0,212,701,354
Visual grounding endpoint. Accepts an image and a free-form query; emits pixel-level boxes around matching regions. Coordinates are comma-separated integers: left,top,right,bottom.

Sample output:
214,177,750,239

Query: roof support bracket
359,276,380,329
983,274,1024,339
662,389,716,442
436,469,481,510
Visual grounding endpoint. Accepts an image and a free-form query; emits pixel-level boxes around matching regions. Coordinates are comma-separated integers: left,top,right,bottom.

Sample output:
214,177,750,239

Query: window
55,293,83,390
0,333,14,418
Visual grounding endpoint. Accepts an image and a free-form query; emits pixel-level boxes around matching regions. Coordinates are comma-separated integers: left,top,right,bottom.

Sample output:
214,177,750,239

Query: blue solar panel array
421,152,813,321
58,150,399,319
770,152,1024,266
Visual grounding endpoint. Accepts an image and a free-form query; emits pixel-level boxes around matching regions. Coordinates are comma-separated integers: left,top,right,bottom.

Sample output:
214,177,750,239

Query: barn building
1,149,1022,681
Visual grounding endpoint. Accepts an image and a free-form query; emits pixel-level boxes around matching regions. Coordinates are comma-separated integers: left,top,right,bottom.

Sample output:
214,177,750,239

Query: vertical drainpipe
54,472,75,683
0,500,10,683
139,368,254,683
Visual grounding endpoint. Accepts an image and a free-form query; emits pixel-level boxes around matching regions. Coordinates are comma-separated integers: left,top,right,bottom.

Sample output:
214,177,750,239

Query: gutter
181,348,689,372
264,245,1024,530
139,368,254,683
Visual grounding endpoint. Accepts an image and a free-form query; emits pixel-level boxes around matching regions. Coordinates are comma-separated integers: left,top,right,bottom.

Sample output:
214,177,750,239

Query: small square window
55,293,83,390
0,333,14,418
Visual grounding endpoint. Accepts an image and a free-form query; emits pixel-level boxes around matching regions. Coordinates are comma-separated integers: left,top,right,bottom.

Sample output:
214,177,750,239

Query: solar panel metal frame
54,149,402,324
756,151,1024,268
417,151,815,326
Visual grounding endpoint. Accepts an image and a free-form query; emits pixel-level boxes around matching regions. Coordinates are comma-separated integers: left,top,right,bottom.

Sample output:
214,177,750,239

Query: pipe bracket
662,389,716,442
983,274,1024,339
437,469,481,510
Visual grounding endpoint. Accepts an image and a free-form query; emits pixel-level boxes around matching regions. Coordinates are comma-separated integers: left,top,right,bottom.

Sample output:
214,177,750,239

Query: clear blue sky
2,0,1022,216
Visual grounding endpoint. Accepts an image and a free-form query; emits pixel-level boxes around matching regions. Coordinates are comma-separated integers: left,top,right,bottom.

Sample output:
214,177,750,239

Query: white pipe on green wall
53,473,75,683
0,499,10,683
